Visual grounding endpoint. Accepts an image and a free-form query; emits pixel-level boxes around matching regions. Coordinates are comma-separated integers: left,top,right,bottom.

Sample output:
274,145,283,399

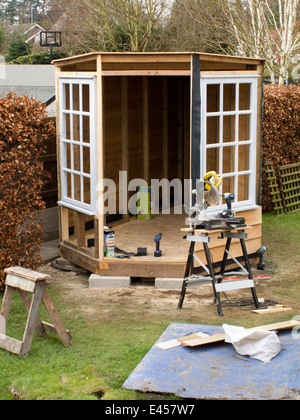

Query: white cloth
222,324,281,363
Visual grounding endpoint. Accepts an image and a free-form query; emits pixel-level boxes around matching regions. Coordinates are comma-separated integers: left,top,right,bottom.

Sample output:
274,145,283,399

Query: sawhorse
178,228,260,316
0,266,72,357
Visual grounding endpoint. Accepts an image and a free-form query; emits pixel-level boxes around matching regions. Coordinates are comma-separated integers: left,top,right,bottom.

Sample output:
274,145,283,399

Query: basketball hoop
40,31,62,61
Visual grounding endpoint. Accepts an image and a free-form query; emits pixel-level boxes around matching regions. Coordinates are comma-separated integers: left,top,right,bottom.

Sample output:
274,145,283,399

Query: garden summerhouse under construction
53,52,264,278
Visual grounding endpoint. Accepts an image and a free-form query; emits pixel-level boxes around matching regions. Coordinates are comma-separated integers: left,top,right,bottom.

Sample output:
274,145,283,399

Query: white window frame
200,75,259,213
58,76,97,216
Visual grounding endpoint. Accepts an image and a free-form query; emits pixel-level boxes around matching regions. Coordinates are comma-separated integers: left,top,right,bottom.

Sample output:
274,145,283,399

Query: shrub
6,32,31,62
0,92,55,290
261,84,300,212
9,50,68,65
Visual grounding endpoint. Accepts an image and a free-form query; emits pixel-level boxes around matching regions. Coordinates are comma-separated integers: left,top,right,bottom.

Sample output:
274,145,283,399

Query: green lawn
0,211,299,400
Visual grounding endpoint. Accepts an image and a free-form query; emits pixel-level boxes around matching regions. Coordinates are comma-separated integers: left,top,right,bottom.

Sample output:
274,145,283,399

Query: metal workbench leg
219,237,232,279
240,238,260,309
178,240,195,309
203,242,223,317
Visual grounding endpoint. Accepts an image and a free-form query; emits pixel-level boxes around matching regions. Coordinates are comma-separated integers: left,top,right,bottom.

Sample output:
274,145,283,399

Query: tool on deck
257,246,267,270
154,233,162,257
221,193,234,217
187,172,246,230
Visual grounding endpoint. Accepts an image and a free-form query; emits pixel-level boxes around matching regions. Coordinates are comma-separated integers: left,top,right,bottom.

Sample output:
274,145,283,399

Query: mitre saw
187,171,246,230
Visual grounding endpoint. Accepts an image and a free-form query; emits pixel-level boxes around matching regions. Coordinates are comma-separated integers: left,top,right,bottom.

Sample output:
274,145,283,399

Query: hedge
261,84,300,212
0,92,55,290
9,50,68,65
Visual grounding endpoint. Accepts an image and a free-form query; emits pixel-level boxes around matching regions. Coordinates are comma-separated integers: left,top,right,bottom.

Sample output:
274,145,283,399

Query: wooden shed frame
53,52,264,278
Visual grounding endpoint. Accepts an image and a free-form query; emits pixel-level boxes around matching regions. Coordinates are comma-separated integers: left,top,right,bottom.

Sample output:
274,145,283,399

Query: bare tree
86,0,167,52
184,0,300,84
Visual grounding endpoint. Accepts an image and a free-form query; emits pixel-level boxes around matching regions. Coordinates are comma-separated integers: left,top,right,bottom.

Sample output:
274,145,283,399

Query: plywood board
123,322,300,400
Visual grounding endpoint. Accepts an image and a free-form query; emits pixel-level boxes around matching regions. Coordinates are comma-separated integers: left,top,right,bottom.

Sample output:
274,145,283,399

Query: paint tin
104,229,115,257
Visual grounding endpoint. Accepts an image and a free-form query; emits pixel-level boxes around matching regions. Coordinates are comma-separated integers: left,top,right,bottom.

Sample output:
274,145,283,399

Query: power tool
186,172,246,230
257,246,267,270
154,233,162,257
222,193,235,218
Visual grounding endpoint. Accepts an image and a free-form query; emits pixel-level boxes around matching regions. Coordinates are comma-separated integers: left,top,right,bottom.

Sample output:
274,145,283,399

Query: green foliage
6,32,31,62
9,50,68,65
0,26,5,48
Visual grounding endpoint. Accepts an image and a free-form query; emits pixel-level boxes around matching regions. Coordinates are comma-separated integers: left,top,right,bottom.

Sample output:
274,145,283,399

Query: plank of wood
4,266,49,281
215,279,254,293
5,274,36,293
178,333,225,347
0,285,14,322
178,320,300,347
18,289,47,338
0,334,22,355
251,306,292,314
20,281,46,357
42,288,72,347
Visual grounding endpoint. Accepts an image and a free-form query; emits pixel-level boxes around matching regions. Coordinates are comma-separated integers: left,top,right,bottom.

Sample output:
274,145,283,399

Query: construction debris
51,257,87,273
158,320,300,349
251,305,292,314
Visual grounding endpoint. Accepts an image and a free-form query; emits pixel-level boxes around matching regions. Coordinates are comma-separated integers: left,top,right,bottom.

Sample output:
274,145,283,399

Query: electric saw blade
204,183,220,206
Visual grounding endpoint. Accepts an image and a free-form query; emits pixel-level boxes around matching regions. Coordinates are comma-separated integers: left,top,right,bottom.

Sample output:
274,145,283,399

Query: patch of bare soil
38,261,300,327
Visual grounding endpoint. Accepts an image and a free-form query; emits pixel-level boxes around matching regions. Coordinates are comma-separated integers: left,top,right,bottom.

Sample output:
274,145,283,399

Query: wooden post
143,77,149,184
163,77,168,180
122,77,129,221
76,212,86,249
96,55,105,263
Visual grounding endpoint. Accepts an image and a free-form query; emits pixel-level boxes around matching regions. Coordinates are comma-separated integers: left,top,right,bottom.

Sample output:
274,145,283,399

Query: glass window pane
83,116,90,143
223,115,235,143
222,176,235,204
83,146,90,174
73,84,80,111
238,145,250,171
207,84,220,113
238,174,249,201
67,172,72,198
65,142,71,169
82,84,90,112
206,148,219,173
63,84,70,110
62,113,71,140
73,144,81,172
223,84,236,111
73,114,80,142
239,84,251,110
207,116,219,144
223,146,235,173
83,177,91,205
74,174,81,201
239,114,251,141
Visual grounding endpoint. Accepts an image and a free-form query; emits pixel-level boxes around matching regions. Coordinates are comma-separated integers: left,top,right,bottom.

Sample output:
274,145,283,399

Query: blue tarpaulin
123,323,300,400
